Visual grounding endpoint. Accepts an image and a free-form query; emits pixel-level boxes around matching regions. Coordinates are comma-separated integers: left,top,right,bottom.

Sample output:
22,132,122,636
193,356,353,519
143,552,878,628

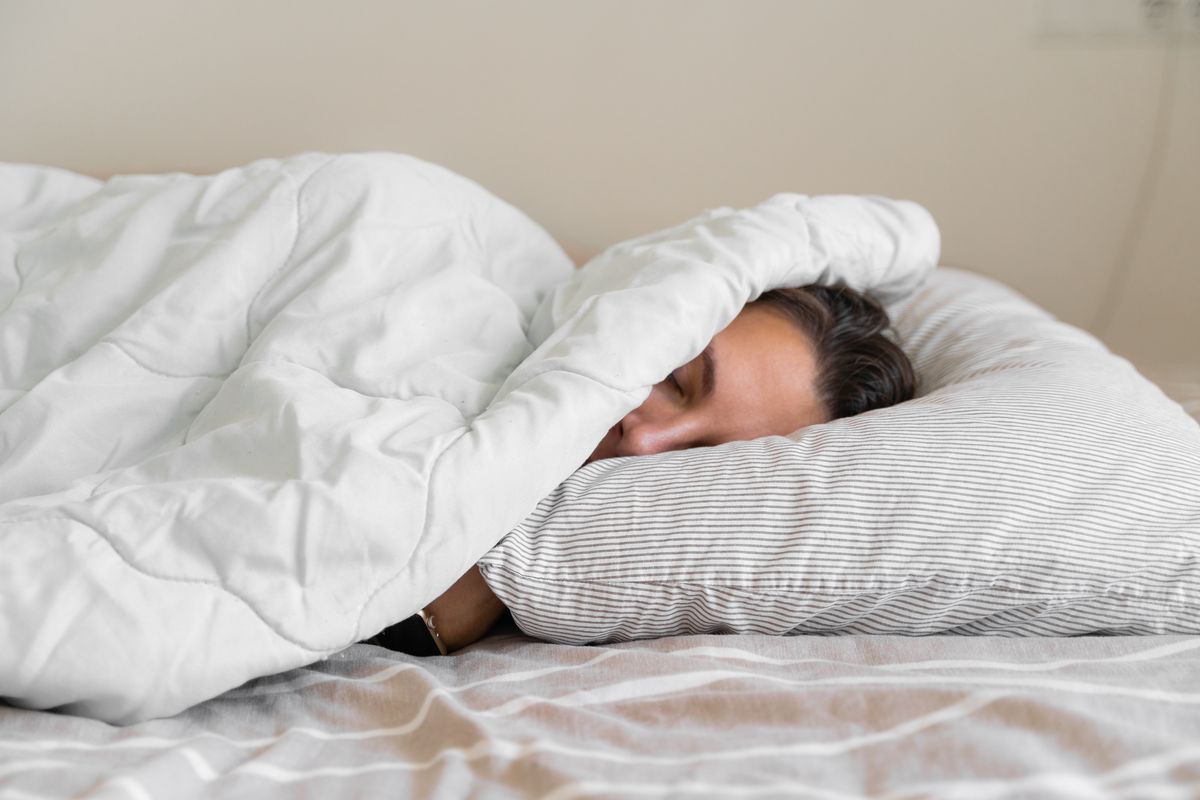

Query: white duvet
0,153,938,723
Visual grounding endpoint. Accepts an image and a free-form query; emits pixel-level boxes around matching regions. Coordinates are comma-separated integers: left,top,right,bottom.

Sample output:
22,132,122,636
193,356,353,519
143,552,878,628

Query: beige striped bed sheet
3,621,1200,799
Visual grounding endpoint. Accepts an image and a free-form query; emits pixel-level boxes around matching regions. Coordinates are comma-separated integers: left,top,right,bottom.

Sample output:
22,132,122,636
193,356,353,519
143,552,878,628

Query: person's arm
367,565,505,655
422,565,507,652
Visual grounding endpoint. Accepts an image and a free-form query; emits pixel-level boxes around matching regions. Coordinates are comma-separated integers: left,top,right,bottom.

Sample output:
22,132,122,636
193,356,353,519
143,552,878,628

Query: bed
2,154,1198,799
3,340,1197,800
4,591,1200,797
23,399,1200,799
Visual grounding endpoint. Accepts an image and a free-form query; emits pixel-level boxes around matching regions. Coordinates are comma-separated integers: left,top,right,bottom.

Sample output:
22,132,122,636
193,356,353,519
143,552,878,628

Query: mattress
3,620,1199,798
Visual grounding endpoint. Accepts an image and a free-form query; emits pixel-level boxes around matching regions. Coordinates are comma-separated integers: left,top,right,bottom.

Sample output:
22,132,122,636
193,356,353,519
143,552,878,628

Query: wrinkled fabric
0,153,938,723
4,628,1200,798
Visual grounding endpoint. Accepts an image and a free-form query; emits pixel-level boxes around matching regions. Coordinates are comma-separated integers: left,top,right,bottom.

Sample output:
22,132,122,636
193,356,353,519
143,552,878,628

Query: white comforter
0,153,938,723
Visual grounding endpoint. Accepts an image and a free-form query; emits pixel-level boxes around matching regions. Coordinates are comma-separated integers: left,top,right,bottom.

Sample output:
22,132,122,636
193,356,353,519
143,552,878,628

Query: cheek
586,424,622,463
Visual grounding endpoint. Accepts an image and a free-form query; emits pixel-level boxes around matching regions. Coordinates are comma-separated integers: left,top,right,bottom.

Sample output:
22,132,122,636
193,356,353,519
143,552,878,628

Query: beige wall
1,0,1195,372
1100,44,1199,370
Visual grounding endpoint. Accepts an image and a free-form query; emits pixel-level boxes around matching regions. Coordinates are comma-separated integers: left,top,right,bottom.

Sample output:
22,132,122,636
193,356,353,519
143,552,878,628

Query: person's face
586,304,829,464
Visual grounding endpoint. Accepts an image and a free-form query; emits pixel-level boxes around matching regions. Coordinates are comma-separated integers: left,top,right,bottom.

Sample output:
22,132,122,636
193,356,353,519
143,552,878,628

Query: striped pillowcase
478,268,1200,643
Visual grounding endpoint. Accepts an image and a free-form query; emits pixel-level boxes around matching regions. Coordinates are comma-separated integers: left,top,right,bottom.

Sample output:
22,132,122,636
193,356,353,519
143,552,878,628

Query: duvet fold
0,152,938,722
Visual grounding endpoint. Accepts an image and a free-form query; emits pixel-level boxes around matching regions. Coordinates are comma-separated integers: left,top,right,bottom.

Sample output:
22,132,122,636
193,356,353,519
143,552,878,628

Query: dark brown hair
752,283,915,420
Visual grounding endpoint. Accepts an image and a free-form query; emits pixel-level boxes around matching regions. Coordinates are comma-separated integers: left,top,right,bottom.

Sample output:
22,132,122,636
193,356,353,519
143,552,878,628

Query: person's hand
422,565,507,652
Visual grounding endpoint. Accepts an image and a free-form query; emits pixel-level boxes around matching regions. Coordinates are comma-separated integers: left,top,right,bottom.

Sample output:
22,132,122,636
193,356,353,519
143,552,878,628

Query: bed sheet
3,621,1199,799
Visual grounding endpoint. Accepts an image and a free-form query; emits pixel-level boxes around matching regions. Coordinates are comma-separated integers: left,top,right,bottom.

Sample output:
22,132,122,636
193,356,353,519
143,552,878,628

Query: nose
614,385,695,457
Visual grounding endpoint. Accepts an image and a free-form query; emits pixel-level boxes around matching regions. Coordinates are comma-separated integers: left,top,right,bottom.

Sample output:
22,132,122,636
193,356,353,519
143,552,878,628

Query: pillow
478,267,1200,643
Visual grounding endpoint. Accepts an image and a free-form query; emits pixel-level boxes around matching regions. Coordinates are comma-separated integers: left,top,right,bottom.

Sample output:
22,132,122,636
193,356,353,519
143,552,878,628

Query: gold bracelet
416,608,449,656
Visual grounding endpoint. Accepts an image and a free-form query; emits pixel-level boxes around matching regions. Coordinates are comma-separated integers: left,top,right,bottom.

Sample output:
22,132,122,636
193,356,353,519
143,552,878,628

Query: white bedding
0,153,938,723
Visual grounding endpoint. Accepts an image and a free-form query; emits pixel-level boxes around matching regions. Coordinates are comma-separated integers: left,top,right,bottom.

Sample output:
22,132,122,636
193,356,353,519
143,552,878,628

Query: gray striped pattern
479,268,1200,644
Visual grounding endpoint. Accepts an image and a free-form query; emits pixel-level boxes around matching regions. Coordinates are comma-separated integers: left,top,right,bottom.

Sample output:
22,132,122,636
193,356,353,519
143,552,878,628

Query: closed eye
665,371,685,396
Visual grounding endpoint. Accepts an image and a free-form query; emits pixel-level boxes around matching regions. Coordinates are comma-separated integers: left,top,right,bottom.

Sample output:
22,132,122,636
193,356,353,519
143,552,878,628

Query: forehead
705,304,826,437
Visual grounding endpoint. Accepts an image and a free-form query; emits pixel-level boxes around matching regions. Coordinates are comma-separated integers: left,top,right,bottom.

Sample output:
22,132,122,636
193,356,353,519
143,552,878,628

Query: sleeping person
369,281,917,656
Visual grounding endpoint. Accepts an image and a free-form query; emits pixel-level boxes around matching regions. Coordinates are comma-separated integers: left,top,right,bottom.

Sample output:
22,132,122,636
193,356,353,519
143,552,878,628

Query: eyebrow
698,344,717,399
